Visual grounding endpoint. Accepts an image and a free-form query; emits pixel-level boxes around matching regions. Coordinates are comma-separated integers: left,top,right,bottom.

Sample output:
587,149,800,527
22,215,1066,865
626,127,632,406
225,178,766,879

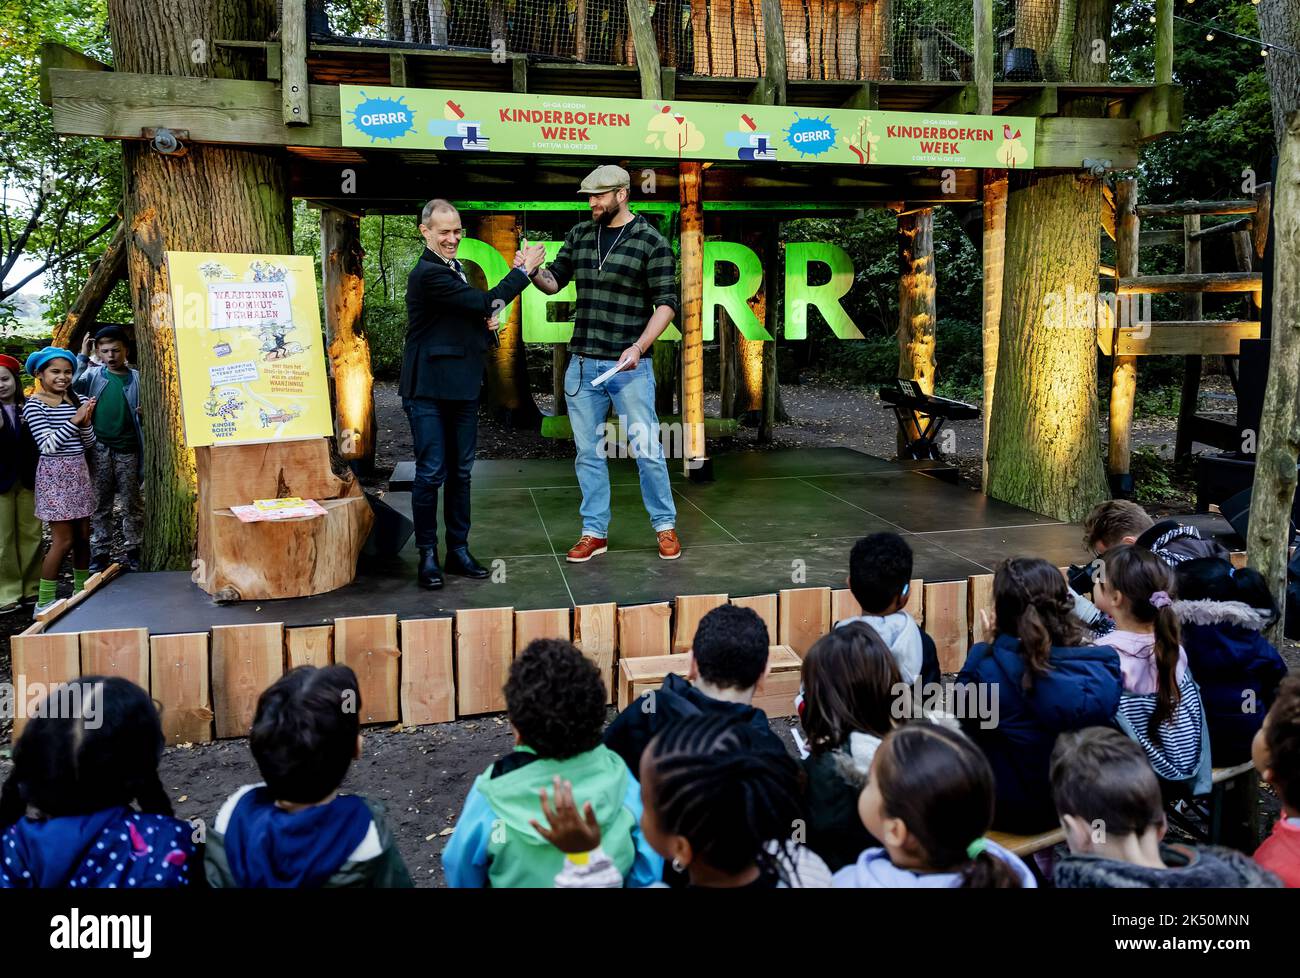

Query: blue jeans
403,396,478,550
564,354,676,539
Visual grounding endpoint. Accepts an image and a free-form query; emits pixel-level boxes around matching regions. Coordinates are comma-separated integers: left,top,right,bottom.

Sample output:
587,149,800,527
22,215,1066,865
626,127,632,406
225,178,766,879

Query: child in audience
1050,727,1280,887
0,354,40,613
603,603,787,774
22,347,96,617
540,715,829,888
799,622,901,871
1093,545,1211,795
1252,676,1300,886
839,532,940,684
0,677,199,888
957,556,1122,832
1174,557,1288,765
205,666,412,887
833,724,1034,888
74,327,144,572
444,639,661,887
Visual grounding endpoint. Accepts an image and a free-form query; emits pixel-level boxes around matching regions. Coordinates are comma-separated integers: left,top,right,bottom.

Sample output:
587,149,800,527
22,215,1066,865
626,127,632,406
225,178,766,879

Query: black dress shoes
418,547,444,590
444,546,489,579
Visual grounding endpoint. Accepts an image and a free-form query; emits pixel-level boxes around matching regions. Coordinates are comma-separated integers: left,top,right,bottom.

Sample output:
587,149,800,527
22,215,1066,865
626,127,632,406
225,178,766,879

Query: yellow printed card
166,252,333,447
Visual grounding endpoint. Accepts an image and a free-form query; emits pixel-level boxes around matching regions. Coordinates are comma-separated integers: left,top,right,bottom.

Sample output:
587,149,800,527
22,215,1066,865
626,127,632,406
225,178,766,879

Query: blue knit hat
24,346,77,376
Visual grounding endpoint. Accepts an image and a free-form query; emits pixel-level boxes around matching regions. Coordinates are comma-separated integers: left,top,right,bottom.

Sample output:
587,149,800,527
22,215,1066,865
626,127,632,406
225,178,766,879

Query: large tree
984,0,1112,521
107,0,291,569
1247,0,1300,641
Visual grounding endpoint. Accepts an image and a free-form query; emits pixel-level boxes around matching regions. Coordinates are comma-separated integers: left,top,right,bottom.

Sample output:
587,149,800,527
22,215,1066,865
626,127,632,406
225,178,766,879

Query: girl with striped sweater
21,347,97,617
1093,544,1211,796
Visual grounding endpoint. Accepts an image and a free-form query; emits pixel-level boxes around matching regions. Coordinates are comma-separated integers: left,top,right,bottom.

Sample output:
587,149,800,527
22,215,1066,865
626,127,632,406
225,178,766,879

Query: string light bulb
1261,48,1268,57
1206,32,1214,41
1149,14,1156,22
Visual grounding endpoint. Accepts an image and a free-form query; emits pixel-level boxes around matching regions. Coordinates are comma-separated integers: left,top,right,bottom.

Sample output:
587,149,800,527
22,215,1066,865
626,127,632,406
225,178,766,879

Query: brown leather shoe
657,529,682,560
566,535,608,563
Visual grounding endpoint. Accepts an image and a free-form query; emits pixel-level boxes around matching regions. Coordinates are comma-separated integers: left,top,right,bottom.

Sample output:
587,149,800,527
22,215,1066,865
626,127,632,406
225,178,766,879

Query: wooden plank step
1114,271,1262,295
1105,320,1261,356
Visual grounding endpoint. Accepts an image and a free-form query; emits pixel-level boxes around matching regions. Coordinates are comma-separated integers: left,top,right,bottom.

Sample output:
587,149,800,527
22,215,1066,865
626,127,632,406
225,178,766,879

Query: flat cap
578,164,631,194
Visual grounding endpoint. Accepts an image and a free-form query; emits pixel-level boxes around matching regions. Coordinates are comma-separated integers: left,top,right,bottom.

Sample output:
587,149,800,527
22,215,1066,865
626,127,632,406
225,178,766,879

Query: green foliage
1131,445,1195,507
362,300,408,380
0,0,122,330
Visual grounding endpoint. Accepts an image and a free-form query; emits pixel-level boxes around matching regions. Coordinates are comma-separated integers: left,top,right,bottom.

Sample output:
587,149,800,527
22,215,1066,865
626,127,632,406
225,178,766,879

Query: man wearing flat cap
402,198,546,589
526,164,682,563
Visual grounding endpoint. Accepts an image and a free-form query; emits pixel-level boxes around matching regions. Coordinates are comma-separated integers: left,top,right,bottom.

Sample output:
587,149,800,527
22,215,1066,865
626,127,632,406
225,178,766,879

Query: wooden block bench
985,827,1066,858
617,645,802,716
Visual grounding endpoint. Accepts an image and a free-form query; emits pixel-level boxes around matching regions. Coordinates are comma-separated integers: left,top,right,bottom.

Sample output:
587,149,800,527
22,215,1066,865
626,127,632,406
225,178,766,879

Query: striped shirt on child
22,398,95,457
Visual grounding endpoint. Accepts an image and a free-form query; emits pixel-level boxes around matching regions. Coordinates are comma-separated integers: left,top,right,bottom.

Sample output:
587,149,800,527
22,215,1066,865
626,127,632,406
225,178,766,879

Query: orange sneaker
566,535,608,562
657,529,682,560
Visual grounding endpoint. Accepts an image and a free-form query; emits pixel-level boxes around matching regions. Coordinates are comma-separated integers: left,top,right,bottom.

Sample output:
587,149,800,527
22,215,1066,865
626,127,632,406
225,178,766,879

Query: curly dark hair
250,666,361,804
849,533,913,613
691,603,771,690
505,639,606,759
0,677,172,830
1265,676,1300,813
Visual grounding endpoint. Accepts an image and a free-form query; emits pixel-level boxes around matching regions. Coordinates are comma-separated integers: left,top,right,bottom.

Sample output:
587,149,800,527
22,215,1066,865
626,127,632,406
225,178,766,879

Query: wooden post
1246,111,1300,646
1174,212,1204,463
974,0,994,114
898,207,937,452
760,0,788,104
281,0,310,125
627,0,660,88
1108,176,1140,488
981,171,1008,490
1155,0,1173,85
680,161,706,473
758,0,788,440
575,0,588,61
321,208,375,469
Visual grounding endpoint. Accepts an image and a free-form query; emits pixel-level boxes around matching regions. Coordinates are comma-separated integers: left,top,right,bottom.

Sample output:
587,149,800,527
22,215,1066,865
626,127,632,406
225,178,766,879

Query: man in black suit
401,198,545,589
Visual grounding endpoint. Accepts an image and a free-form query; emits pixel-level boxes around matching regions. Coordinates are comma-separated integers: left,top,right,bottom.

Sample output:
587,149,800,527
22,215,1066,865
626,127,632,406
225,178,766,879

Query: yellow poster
165,252,333,447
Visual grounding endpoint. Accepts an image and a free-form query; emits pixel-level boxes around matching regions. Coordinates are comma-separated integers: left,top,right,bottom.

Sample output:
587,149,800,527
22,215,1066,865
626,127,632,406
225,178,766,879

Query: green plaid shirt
546,214,679,359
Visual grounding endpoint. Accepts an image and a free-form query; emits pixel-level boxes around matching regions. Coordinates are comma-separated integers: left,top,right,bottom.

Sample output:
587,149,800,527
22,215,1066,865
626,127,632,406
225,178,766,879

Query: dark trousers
403,396,478,550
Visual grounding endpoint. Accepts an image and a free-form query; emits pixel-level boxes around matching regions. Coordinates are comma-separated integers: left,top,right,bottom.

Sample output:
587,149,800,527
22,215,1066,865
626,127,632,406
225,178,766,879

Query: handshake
512,240,547,277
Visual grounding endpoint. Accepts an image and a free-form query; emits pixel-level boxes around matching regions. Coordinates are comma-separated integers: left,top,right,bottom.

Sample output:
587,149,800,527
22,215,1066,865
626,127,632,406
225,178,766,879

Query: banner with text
166,252,333,448
341,86,1035,169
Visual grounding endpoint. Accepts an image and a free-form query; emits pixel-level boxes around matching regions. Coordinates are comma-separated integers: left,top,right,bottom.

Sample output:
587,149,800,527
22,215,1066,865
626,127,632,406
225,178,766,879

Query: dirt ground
1,375,1295,887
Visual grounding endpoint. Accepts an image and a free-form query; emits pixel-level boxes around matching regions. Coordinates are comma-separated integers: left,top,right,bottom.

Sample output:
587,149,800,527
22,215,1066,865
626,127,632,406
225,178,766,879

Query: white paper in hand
590,356,633,387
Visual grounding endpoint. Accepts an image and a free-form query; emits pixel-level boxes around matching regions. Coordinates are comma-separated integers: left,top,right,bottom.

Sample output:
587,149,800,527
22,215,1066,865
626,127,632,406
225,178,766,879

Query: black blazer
0,402,38,493
399,248,532,402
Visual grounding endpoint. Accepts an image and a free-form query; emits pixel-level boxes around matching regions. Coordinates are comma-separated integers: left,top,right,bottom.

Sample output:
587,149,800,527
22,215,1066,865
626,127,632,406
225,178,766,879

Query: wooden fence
10,555,1251,744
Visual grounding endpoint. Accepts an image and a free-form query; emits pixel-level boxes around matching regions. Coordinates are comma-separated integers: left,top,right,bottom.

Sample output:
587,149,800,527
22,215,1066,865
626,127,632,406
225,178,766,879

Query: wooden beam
1175,213,1204,462
1137,200,1258,218
11,632,81,741
511,54,528,93
281,0,310,125
1140,228,1185,247
617,602,672,657
1253,182,1272,259
211,622,284,739
1186,216,1252,241
680,161,706,472
981,171,1007,491
672,593,728,652
626,0,661,99
777,586,831,657
1114,271,1264,295
730,593,777,645
1108,176,1139,479
38,42,109,106
1131,84,1182,141
80,627,149,689
574,603,617,703
1155,0,1174,85
455,607,514,716
1009,86,1059,119
934,84,980,115
321,208,375,466
974,0,994,115
839,82,878,109
1107,321,1262,357
759,0,787,106
1035,117,1141,170
388,52,407,87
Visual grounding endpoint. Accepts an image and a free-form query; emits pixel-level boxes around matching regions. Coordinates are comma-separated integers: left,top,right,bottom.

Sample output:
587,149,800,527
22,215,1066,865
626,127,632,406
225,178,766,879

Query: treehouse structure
37,0,1206,520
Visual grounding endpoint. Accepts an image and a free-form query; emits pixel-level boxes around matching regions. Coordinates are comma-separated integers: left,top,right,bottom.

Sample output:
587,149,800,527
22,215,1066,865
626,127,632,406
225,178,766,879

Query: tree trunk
1259,0,1300,152
108,0,289,571
981,172,1008,489
897,207,936,453
471,213,541,429
986,171,1109,521
1250,0,1300,643
680,162,706,470
321,209,376,470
